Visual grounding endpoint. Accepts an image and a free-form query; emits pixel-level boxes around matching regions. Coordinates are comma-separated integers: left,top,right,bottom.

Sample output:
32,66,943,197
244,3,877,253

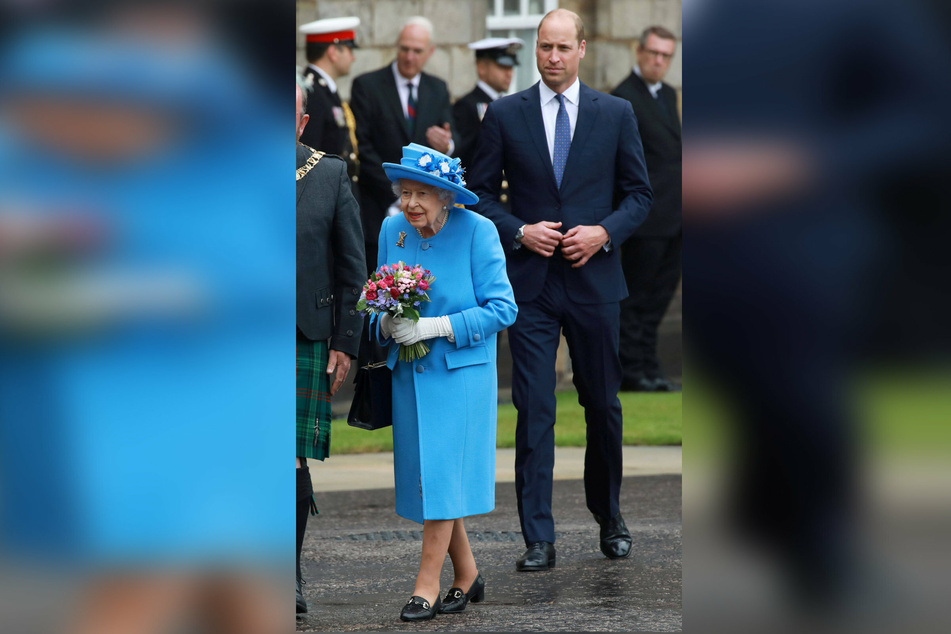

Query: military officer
453,37,523,210
299,16,361,189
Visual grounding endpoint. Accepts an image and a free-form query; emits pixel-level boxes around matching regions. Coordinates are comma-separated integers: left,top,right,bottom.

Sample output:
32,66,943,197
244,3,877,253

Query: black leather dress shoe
620,376,661,392
296,574,307,614
594,512,633,559
516,541,556,571
440,573,485,613
399,595,441,621
649,376,682,392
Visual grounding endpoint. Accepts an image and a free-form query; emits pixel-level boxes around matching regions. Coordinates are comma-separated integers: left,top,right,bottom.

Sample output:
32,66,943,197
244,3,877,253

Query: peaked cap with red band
299,17,360,47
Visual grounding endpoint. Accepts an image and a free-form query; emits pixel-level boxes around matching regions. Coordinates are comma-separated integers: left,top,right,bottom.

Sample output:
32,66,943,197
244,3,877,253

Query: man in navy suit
468,9,653,571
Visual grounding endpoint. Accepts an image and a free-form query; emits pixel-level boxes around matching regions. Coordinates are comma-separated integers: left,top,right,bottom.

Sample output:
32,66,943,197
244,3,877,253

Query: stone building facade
297,0,681,109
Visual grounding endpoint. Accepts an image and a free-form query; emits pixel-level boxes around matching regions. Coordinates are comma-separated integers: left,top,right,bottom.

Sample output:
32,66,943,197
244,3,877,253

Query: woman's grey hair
392,180,456,207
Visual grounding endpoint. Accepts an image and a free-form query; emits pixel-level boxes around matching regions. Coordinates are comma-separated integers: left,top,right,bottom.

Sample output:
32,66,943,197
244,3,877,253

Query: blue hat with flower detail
382,143,479,206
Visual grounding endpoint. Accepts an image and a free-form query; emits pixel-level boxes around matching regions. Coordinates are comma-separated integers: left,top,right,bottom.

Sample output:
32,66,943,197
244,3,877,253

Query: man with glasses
612,26,682,393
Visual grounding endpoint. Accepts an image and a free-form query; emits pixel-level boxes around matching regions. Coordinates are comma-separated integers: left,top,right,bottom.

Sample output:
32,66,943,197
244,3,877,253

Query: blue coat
377,206,517,523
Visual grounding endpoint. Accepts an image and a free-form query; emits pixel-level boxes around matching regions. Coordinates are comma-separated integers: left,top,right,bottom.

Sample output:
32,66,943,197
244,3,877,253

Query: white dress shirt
477,80,501,102
539,79,580,163
633,64,662,98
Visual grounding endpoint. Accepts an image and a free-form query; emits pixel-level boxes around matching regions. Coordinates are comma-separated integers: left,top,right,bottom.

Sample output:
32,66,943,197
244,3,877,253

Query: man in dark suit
295,84,365,614
468,9,653,571
350,16,457,273
298,17,361,191
611,26,682,392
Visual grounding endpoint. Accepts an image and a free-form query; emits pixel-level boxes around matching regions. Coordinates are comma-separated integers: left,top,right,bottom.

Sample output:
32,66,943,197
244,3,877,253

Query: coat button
473,333,481,341
346,329,354,336
351,288,359,295
500,194,508,203
502,179,509,189
416,365,424,373
421,242,430,250
349,309,356,316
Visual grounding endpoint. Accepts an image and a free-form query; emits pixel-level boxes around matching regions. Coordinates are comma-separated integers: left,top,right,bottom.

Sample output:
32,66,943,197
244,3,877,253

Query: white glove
379,313,396,338
392,316,454,345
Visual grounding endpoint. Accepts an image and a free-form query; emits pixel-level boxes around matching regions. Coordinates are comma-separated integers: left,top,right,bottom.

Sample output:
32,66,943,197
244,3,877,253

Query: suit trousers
619,234,682,382
508,257,624,545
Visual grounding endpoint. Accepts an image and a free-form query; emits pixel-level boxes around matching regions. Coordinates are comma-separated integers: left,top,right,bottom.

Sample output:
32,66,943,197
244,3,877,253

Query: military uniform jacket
301,68,359,181
297,143,366,357
611,73,681,237
453,85,512,211
453,85,493,170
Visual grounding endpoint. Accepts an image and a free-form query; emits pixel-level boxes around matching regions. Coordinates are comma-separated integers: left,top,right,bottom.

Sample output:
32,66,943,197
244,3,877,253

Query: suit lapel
560,83,600,192
632,74,680,137
414,74,436,142
382,67,410,143
520,83,559,195
659,86,682,137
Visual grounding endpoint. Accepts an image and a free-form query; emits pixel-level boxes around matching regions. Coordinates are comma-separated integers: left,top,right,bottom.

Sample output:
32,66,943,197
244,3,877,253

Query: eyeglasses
642,49,674,62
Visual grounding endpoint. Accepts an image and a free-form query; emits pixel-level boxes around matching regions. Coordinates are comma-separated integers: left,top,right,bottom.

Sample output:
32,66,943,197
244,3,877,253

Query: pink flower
368,282,377,291
418,280,429,291
383,275,395,287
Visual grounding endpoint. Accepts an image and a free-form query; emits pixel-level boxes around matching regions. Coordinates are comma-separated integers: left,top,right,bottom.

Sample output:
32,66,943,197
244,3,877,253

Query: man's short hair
305,42,332,64
400,16,434,42
639,25,677,48
537,9,585,44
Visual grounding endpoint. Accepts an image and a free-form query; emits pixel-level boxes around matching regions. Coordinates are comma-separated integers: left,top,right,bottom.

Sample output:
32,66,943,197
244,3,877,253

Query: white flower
417,154,433,168
439,161,450,174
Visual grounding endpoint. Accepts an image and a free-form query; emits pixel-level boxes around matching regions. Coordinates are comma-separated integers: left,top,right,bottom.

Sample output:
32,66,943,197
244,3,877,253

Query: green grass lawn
330,390,682,455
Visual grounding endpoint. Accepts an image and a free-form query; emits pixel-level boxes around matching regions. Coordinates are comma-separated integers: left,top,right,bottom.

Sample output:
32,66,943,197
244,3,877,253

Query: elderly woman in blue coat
377,144,517,622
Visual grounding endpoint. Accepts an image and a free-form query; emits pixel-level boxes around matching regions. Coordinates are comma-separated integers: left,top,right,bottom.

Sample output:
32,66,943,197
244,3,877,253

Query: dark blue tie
552,94,570,188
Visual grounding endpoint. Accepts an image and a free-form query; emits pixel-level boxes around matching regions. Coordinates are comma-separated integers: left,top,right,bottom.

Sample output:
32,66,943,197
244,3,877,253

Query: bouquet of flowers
356,261,436,362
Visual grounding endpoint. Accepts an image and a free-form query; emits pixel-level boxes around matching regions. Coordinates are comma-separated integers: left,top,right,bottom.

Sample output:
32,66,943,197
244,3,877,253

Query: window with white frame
485,0,558,94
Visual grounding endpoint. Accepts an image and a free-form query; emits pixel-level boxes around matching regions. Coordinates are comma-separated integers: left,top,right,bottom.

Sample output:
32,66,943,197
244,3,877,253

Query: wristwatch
514,224,527,244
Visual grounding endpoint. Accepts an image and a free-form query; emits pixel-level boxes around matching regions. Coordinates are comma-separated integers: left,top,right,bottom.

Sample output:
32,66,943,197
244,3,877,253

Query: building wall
297,0,682,108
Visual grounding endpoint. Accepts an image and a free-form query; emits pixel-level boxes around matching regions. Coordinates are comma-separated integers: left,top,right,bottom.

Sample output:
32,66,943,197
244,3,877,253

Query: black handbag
347,360,392,430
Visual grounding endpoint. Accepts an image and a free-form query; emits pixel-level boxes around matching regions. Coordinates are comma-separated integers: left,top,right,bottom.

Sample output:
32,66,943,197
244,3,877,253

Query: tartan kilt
297,336,331,460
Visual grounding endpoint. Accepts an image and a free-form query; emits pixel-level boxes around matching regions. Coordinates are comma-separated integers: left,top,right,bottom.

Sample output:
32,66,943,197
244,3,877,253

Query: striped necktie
552,94,570,189
406,82,416,135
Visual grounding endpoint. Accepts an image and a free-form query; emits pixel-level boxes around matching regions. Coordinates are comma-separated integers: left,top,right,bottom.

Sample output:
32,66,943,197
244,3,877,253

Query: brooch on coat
396,231,406,248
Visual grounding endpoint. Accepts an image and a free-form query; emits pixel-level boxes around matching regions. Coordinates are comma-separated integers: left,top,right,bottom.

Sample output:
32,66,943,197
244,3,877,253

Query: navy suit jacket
468,81,653,304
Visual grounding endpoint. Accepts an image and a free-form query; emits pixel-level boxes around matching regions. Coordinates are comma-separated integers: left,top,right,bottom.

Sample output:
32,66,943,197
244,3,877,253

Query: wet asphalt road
297,475,681,632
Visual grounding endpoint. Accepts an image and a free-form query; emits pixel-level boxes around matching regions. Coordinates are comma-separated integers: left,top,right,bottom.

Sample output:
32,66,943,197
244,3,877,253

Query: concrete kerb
312,445,682,493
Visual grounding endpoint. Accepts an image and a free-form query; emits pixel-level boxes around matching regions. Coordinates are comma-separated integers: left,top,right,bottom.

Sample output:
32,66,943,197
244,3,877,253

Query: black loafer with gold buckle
399,595,441,622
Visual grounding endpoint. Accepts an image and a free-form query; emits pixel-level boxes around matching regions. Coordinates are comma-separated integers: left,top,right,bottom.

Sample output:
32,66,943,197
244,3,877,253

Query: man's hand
561,225,609,268
326,349,352,396
425,123,452,154
521,221,563,257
